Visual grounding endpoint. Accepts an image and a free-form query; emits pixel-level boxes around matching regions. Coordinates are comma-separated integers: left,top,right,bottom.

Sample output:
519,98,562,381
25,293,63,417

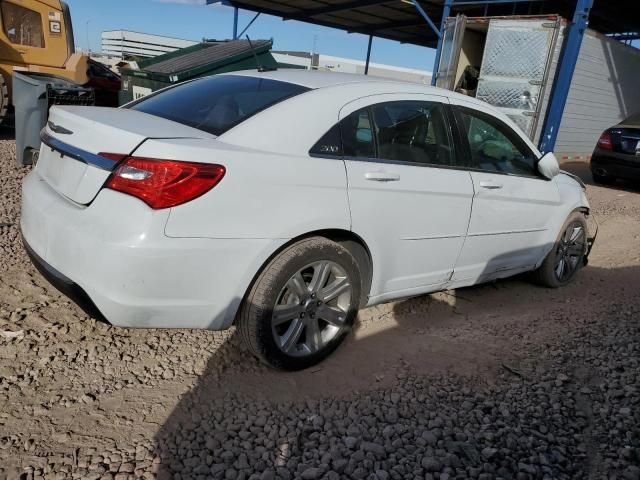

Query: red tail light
103,155,225,209
597,131,613,151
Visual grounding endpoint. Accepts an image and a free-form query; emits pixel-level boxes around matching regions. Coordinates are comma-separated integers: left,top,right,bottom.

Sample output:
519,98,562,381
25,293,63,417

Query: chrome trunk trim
40,129,119,171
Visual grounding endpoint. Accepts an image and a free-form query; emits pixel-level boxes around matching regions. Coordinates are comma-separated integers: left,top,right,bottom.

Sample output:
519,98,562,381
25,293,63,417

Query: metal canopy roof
208,0,640,48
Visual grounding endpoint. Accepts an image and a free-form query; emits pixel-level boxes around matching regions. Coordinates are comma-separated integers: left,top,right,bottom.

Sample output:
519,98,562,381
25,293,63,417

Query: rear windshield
621,112,640,126
129,75,310,136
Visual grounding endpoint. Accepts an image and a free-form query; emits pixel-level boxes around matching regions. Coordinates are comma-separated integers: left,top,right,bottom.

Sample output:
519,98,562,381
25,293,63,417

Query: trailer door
475,18,559,139
436,14,467,90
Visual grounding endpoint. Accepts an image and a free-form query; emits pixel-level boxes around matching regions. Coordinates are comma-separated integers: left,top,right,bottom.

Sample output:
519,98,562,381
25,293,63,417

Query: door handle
479,180,503,190
365,171,400,182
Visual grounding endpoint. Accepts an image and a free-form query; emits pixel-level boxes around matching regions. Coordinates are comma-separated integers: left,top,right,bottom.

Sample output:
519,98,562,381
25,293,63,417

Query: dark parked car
591,113,640,184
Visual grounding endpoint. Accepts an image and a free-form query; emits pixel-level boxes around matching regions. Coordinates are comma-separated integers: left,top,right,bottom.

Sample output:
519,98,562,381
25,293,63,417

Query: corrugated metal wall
554,30,640,154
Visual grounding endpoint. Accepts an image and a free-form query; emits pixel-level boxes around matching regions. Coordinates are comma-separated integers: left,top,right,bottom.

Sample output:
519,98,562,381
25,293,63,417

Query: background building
273,51,432,84
101,30,197,59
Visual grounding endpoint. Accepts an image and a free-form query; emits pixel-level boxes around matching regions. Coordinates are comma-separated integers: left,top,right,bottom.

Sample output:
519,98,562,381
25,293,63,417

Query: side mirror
537,152,560,179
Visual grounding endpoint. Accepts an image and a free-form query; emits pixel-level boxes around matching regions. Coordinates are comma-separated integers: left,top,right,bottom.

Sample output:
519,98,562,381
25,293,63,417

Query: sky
64,0,437,72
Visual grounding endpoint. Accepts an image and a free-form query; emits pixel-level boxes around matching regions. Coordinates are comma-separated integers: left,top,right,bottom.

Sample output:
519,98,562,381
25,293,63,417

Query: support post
233,7,239,39
365,35,373,75
538,0,594,153
411,0,442,38
238,12,260,39
431,0,451,86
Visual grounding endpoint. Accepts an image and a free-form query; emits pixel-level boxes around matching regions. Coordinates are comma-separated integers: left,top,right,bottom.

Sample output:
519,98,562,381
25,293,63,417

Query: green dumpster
119,39,277,105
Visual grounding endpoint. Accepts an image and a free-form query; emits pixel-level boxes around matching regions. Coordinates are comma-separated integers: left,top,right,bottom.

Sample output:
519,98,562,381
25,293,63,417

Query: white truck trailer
436,14,640,158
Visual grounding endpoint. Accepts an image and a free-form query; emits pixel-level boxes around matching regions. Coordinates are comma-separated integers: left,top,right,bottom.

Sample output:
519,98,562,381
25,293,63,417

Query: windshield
130,75,310,136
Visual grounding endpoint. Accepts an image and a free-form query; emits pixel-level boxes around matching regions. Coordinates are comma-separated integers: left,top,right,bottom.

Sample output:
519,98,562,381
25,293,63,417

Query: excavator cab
0,0,82,119
0,0,120,164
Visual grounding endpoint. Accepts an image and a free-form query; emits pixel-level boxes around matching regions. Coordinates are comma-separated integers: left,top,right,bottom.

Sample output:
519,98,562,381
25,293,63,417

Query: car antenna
245,35,277,72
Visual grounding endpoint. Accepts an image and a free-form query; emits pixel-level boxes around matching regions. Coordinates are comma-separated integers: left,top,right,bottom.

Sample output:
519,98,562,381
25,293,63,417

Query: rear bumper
591,152,640,180
21,170,284,330
22,234,107,323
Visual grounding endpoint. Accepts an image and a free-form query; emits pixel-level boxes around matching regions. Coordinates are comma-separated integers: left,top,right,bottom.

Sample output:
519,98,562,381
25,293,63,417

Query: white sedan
21,70,593,370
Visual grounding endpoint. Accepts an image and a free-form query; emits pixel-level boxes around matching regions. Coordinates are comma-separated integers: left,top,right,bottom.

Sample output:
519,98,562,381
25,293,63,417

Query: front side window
458,107,539,177
371,101,453,166
130,75,310,136
1,2,44,48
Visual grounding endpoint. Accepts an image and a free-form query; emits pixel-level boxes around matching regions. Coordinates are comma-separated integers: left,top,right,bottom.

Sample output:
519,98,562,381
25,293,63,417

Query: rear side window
309,109,376,158
2,1,44,48
130,75,310,136
310,124,342,157
309,101,453,167
340,108,375,158
371,101,453,166
309,109,376,159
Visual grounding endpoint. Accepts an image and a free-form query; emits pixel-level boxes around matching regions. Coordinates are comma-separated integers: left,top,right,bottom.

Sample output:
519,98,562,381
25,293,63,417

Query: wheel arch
546,178,590,247
233,228,373,326
538,203,591,268
574,205,590,215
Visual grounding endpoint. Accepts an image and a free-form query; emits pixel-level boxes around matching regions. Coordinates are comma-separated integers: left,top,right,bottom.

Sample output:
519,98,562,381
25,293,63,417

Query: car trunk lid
615,128,640,156
37,106,215,205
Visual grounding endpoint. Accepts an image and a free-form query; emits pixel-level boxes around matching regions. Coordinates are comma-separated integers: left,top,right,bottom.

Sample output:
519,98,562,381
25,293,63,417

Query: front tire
533,212,588,288
238,237,361,370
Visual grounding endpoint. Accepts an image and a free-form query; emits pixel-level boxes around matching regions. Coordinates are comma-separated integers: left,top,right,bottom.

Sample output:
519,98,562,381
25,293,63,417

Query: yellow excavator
0,0,119,163
1,0,84,118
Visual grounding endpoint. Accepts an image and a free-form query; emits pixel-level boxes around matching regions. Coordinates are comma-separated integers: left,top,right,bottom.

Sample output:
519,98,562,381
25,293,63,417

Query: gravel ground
0,139,639,480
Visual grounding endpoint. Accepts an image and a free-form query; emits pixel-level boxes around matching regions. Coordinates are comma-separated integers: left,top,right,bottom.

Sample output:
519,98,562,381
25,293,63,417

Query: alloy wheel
554,221,586,282
272,261,352,357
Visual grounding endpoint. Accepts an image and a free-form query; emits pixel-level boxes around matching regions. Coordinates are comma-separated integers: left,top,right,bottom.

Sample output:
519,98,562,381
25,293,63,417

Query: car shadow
149,242,636,478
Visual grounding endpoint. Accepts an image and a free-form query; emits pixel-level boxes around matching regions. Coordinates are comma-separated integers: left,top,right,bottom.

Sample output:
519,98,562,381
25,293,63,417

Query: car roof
218,69,541,157
225,69,494,111
225,69,401,89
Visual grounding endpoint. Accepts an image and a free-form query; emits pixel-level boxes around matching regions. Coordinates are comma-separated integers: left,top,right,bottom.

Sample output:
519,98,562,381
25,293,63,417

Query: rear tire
592,171,614,185
533,212,588,288
23,148,39,166
238,237,361,370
